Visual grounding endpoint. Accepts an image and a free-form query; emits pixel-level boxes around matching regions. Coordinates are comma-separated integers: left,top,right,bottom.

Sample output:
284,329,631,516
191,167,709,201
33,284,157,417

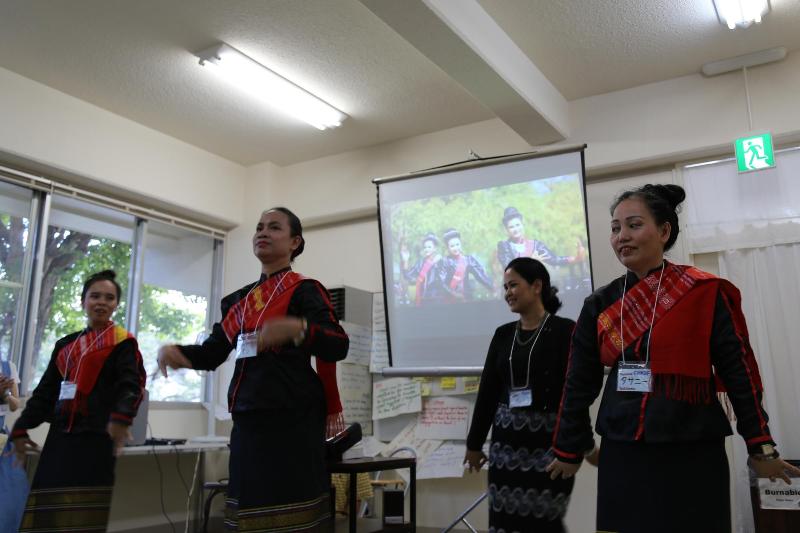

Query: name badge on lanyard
59,381,78,400
617,362,652,393
509,388,532,408
0,403,9,415
236,331,259,359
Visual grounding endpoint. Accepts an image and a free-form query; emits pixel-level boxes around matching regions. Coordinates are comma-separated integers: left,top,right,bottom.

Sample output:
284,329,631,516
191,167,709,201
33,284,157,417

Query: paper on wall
440,377,457,390
337,362,373,435
359,436,387,458
370,293,389,373
416,396,471,441
463,377,480,394
340,321,372,366
417,441,467,480
380,419,442,484
413,377,433,397
372,378,422,420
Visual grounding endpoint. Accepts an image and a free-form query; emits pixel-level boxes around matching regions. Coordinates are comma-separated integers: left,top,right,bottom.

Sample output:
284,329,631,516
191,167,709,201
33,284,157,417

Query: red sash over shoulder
415,256,438,305
56,323,144,427
220,271,344,425
597,262,763,403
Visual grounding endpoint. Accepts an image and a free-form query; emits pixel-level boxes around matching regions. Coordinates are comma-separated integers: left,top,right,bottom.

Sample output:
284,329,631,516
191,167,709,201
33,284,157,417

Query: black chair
202,479,228,533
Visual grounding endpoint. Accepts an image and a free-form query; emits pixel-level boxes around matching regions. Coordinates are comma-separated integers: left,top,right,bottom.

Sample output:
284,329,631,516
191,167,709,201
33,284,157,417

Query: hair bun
644,184,685,210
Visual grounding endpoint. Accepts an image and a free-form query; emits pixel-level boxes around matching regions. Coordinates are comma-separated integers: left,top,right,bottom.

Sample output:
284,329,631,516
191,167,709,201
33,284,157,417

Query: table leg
410,463,416,532
349,473,357,533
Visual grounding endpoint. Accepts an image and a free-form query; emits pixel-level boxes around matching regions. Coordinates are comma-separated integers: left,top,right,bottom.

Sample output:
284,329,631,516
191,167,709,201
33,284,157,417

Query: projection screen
375,147,593,370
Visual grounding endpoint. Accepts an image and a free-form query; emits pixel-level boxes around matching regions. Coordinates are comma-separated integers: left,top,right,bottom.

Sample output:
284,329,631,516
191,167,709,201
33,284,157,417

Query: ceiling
479,0,800,100
1,0,798,166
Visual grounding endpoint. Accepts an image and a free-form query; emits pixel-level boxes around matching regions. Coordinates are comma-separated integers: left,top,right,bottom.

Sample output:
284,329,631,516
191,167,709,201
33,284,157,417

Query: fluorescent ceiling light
714,0,770,30
701,47,786,76
195,42,347,130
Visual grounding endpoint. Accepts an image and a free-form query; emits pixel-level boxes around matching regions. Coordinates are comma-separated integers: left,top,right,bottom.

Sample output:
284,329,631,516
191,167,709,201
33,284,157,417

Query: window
30,196,134,390
1,170,224,401
0,181,33,365
138,221,214,402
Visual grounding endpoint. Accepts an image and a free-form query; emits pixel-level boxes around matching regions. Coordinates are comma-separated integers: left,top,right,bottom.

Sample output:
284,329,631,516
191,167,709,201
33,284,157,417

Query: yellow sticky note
420,383,433,397
463,377,480,394
440,376,457,390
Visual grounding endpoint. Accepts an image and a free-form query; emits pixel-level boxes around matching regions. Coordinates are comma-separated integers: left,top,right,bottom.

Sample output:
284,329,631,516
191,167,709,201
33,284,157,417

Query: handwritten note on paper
370,293,390,373
340,322,372,366
416,396,471,440
338,362,373,434
381,420,441,458
463,377,480,394
360,436,387,458
372,378,422,420
417,442,467,480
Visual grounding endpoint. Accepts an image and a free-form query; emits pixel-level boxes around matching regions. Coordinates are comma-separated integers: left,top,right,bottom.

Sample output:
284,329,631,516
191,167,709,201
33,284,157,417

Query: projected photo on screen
377,149,593,369
390,175,589,307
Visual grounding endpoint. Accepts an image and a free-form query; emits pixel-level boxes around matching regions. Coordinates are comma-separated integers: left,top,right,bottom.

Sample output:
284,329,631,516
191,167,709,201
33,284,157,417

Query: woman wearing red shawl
157,207,349,532
11,270,146,532
547,184,800,532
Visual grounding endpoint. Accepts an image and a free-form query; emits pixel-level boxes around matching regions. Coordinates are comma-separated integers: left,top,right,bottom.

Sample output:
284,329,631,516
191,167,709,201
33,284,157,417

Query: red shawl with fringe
597,262,763,403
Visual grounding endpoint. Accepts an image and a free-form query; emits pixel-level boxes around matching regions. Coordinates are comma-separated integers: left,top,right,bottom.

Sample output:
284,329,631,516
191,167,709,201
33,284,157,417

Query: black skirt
488,404,574,533
597,438,730,533
19,429,116,532
225,404,332,532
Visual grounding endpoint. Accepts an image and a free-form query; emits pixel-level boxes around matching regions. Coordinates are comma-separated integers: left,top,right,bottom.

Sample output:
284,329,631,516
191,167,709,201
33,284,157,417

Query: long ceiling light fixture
194,42,347,130
713,0,770,30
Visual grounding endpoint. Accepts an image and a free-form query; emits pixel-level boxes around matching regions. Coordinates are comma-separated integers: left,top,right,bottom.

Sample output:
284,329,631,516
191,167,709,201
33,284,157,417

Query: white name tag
236,332,258,359
0,403,10,415
509,388,532,408
59,381,77,400
617,363,652,392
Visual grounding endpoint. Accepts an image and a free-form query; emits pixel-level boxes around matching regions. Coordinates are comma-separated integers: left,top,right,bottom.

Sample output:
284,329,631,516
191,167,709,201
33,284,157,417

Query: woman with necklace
464,257,581,533
157,207,349,532
11,270,146,532
548,184,800,532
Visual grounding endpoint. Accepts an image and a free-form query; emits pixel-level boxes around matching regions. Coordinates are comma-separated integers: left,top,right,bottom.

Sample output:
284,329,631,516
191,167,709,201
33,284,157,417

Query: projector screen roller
375,149,593,370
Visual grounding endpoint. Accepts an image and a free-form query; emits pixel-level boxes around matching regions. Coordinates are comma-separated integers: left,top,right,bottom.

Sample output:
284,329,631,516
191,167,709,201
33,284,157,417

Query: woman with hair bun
157,207,349,532
464,257,580,533
11,270,145,532
548,184,800,532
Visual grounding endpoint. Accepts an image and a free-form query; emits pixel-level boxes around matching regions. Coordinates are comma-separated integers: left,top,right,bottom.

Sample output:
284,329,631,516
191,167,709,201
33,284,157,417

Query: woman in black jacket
464,258,584,533
12,270,145,532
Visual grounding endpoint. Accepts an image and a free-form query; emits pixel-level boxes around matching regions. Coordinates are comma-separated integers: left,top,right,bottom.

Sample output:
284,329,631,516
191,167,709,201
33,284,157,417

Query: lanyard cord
62,322,115,382
508,312,550,390
240,272,288,335
620,261,665,365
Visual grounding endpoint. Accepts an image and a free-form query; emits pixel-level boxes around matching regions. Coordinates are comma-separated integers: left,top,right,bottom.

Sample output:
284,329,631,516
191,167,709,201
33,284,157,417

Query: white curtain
682,147,800,533
682,147,800,255
718,245,800,533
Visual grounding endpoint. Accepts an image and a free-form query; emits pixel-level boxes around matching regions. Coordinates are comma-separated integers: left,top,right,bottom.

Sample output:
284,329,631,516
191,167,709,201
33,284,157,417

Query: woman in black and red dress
158,207,349,532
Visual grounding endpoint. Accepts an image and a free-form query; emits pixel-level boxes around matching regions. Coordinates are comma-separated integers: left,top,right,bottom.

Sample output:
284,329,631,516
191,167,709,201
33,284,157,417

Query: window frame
1,165,225,404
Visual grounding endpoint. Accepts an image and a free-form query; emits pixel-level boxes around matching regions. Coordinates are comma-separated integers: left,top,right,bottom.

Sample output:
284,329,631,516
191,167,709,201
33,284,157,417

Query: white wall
0,66,247,228
567,50,800,172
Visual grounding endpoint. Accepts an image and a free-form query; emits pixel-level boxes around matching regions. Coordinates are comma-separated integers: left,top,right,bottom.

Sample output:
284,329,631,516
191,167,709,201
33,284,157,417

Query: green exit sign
735,133,775,173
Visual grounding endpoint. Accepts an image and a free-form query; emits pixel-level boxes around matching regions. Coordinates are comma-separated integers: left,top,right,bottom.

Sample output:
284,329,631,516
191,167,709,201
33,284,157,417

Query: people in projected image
496,207,585,270
400,232,444,305
439,228,494,302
